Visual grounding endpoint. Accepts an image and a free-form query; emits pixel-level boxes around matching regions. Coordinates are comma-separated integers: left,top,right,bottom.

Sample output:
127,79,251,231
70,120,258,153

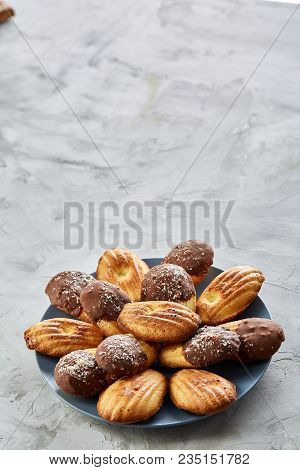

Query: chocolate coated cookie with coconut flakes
54,350,107,396
183,325,240,367
141,264,196,305
45,271,95,317
95,334,147,381
163,240,214,285
80,280,131,323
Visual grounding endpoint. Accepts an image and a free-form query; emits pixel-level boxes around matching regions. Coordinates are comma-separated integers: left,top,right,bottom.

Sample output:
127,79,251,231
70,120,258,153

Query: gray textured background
0,0,299,450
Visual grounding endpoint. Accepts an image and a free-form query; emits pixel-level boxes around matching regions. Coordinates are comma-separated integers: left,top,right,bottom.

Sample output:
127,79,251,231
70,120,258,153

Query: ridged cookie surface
97,369,167,423
24,318,103,357
118,301,201,342
96,248,149,302
196,266,265,325
169,369,237,415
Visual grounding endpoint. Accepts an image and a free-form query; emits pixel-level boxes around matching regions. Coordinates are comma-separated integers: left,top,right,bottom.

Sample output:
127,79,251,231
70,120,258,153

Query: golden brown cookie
159,343,193,368
141,264,196,311
54,350,107,397
97,369,167,423
196,266,265,325
96,248,149,302
221,318,285,362
96,319,126,337
163,240,214,285
83,348,97,355
139,340,160,368
118,301,201,343
24,318,103,357
77,311,93,323
169,369,237,415
45,271,95,318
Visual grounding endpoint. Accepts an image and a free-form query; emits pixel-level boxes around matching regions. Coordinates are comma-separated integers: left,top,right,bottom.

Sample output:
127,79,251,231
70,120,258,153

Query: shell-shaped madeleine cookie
221,318,285,362
196,266,265,325
96,248,149,302
159,343,193,368
24,318,103,357
163,240,214,285
97,369,167,423
54,350,107,397
183,326,240,367
160,326,240,368
170,369,237,415
141,264,196,311
45,271,95,318
80,280,131,323
84,339,159,368
95,335,147,381
118,301,202,343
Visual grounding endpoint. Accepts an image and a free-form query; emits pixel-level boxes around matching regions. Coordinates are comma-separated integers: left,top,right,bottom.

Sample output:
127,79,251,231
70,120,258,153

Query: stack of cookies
24,241,285,424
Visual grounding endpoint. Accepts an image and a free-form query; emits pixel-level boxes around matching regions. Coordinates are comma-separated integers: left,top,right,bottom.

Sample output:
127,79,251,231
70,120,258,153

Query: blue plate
36,259,271,428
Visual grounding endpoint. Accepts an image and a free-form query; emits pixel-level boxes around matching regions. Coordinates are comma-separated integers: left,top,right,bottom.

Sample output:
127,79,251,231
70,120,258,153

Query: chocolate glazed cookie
95,334,147,381
54,350,107,397
45,271,95,317
236,318,285,362
163,240,214,284
183,326,240,367
80,280,131,322
141,264,196,310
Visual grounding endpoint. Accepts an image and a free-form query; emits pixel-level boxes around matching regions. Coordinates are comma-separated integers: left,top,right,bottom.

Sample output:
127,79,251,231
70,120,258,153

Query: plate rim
36,260,271,429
